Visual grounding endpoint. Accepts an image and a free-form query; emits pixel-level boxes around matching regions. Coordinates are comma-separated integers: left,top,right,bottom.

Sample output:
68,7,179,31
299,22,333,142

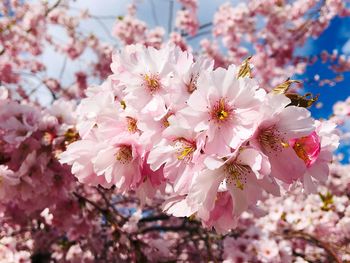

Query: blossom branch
282,229,343,263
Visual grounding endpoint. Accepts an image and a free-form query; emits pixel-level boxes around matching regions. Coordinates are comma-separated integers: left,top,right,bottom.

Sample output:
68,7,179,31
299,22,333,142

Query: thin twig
149,0,159,26
96,187,128,223
203,234,217,263
139,214,170,223
140,225,197,234
187,30,211,41
181,22,212,37
90,16,115,41
0,0,62,56
17,72,57,100
168,0,174,33
89,15,116,20
58,56,67,81
46,0,62,15
73,192,121,230
199,22,212,30
282,230,343,263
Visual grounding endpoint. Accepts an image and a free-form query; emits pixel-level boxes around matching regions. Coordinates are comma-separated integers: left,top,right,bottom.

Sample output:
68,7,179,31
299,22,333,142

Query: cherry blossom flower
179,65,265,156
186,147,279,222
250,94,315,184
296,120,340,193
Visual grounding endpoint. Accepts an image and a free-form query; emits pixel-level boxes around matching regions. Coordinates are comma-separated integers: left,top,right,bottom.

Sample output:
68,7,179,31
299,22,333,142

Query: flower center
290,131,321,167
42,131,55,146
143,74,161,94
120,100,126,110
210,98,233,123
217,109,228,120
186,73,198,93
162,112,173,128
173,138,196,162
126,117,138,133
224,163,249,190
258,126,288,154
293,143,309,163
115,145,132,164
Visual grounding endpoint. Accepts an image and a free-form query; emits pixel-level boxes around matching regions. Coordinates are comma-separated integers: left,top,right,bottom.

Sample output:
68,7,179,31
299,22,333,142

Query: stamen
258,126,288,154
290,132,321,167
281,142,289,148
210,98,233,123
115,145,132,164
120,100,126,110
225,163,249,190
293,142,309,163
126,117,137,133
162,112,173,128
163,119,170,128
186,73,198,93
218,110,228,120
143,74,161,94
177,146,194,160
173,138,196,162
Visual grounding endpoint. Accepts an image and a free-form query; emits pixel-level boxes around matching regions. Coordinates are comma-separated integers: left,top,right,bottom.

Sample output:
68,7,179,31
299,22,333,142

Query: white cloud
342,39,350,54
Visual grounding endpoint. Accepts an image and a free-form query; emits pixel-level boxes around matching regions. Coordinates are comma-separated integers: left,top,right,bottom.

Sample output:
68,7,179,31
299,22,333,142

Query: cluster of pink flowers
175,0,199,36
1,0,349,261
61,44,339,233
222,159,350,263
1,159,348,263
112,4,165,49
208,0,350,87
110,1,350,90
0,86,83,229
0,0,115,101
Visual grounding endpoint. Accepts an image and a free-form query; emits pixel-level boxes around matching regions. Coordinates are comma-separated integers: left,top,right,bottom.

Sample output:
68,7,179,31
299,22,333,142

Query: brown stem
140,225,197,234
73,192,121,231
18,72,57,100
138,214,170,223
282,229,342,263
95,187,128,223
203,233,217,263
168,0,174,33
0,0,62,57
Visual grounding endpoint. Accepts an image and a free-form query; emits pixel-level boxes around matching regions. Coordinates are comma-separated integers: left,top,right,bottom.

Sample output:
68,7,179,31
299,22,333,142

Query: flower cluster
0,87,80,227
1,160,348,262
175,0,199,36
0,0,348,261
112,4,165,49
0,0,115,102
61,44,339,232
208,0,350,87
222,160,350,263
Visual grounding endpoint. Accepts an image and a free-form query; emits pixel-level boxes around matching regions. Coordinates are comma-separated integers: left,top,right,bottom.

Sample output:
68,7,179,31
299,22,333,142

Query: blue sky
299,16,350,119
297,16,350,162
